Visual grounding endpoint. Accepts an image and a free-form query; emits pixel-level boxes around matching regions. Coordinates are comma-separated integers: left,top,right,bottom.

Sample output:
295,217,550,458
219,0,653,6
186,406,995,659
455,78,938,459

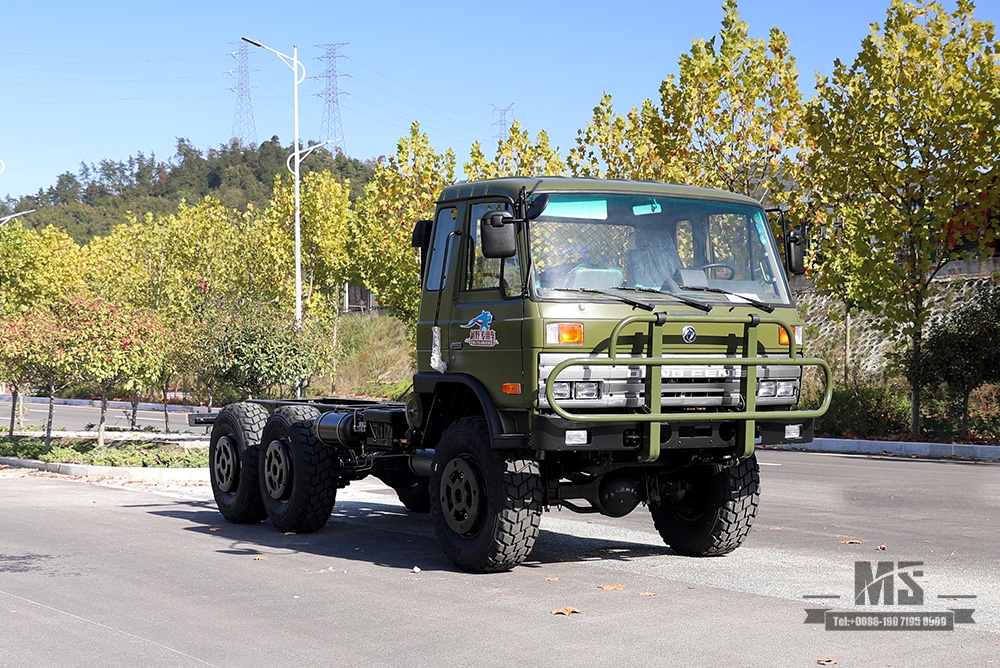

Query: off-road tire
209,402,269,524
649,454,760,557
430,417,542,573
258,405,338,533
394,480,431,513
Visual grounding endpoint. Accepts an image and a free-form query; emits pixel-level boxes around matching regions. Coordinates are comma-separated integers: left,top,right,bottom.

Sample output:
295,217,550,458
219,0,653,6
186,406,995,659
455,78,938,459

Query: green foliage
320,313,414,398
571,0,806,215
202,300,314,399
0,138,374,246
812,376,911,439
0,437,209,468
0,437,48,460
465,121,567,180
805,0,1000,433
919,282,1000,437
350,123,455,323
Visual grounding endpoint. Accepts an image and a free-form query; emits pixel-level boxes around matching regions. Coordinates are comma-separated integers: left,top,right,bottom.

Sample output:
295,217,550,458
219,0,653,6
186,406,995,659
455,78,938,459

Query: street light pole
242,37,306,329
0,209,35,228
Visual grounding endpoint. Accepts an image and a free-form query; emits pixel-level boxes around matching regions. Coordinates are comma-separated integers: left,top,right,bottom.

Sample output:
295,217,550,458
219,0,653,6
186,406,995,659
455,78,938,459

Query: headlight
551,382,571,399
776,380,797,397
574,381,601,400
757,380,777,397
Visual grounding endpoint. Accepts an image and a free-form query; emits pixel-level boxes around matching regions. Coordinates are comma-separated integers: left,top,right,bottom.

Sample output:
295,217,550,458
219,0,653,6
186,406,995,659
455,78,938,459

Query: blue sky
2,0,997,200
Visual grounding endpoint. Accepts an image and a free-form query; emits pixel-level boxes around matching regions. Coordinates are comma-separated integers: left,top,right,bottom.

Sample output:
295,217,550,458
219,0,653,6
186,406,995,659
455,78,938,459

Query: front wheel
649,454,760,556
258,405,339,533
430,417,542,573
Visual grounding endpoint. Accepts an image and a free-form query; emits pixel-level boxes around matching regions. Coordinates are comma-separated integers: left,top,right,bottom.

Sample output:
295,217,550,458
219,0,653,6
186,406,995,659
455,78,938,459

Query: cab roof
437,176,762,207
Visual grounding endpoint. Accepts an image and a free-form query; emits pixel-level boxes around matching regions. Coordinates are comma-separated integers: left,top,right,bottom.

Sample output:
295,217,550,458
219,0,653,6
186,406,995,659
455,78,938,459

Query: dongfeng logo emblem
681,326,697,344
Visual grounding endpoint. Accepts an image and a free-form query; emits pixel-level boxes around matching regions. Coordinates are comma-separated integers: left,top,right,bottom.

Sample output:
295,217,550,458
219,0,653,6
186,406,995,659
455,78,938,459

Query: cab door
445,201,525,409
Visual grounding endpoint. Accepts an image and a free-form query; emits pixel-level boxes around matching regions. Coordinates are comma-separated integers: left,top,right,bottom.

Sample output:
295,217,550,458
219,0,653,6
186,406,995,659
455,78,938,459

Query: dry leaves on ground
817,659,837,666
551,607,581,616
598,584,624,591
638,592,656,597
840,539,862,545
253,555,267,561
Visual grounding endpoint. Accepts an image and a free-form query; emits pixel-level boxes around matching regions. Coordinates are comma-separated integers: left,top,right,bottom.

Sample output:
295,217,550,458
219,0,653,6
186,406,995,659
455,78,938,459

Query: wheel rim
440,456,483,535
213,435,238,493
263,438,292,501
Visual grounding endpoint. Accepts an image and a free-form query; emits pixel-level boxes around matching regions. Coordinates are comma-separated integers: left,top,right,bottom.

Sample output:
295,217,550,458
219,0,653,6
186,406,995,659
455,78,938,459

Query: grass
0,436,208,468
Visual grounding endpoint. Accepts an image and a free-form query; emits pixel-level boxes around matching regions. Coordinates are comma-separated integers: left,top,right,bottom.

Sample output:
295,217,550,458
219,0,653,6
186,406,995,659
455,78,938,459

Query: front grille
538,352,799,410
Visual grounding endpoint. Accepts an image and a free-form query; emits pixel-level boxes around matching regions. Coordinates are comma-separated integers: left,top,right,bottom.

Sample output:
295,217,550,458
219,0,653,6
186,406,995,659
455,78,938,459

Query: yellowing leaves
551,607,581,616
597,584,625,591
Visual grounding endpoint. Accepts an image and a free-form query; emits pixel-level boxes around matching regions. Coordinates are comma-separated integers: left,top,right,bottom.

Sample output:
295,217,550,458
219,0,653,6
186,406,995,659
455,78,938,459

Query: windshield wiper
551,288,654,311
678,285,774,313
617,286,713,313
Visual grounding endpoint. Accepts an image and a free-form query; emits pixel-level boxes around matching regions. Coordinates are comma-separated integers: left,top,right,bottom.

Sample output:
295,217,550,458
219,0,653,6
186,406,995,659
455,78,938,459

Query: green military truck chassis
200,177,831,572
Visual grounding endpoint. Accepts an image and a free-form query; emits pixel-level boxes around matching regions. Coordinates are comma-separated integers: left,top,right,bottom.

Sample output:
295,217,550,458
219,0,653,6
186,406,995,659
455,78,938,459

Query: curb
768,437,1000,461
0,455,209,481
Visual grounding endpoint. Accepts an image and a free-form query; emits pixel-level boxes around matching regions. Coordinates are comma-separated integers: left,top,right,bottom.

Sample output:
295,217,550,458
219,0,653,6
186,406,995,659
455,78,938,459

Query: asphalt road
0,399,197,435
1,450,997,667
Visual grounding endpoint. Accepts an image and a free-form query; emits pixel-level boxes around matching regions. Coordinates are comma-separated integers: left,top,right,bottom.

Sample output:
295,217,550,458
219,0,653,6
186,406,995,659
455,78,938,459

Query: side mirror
412,219,433,279
480,211,517,259
786,227,805,275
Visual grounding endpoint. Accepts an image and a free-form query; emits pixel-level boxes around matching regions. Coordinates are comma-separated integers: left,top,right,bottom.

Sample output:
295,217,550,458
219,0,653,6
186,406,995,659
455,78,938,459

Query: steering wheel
697,263,737,280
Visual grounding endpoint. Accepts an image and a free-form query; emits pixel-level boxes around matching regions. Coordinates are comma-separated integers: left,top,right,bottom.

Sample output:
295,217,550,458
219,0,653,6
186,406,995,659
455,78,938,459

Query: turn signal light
778,326,802,346
502,383,521,395
546,322,584,345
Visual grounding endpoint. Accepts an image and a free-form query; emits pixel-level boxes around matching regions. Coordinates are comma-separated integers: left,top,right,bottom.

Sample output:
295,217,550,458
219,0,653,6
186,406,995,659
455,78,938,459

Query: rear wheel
394,480,430,513
430,417,542,573
649,454,760,556
209,403,268,524
259,405,339,533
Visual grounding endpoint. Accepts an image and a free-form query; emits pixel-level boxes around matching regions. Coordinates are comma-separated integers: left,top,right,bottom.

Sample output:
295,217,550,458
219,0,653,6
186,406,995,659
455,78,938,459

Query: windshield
528,193,792,306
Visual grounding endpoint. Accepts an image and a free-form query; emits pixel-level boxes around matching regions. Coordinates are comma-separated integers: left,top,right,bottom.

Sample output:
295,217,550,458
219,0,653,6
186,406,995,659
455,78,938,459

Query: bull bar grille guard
544,312,833,462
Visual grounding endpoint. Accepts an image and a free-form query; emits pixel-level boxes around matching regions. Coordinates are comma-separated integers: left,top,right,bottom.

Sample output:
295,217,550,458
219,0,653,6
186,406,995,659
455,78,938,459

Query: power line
228,41,257,148
314,43,348,155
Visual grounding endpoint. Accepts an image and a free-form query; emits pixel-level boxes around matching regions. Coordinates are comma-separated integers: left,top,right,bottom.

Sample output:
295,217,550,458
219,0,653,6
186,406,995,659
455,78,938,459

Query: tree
570,95,681,182
921,281,1000,438
570,0,806,212
350,123,455,323
805,0,1000,434
205,300,314,400
0,305,78,445
465,121,567,180
66,295,160,448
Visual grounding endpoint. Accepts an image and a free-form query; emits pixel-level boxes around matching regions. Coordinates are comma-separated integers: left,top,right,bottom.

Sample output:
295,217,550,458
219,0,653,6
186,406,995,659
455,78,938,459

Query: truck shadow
147,497,674,573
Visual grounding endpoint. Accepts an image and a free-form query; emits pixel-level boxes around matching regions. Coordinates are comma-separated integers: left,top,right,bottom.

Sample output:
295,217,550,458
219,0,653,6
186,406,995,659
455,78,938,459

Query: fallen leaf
650,563,663,568
283,532,297,536
817,660,837,666
551,607,581,616
638,592,656,597
209,527,221,532
253,556,267,561
688,586,696,590
878,544,887,551
840,539,862,545
546,577,559,582
770,527,783,531
835,534,849,538
598,584,624,591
